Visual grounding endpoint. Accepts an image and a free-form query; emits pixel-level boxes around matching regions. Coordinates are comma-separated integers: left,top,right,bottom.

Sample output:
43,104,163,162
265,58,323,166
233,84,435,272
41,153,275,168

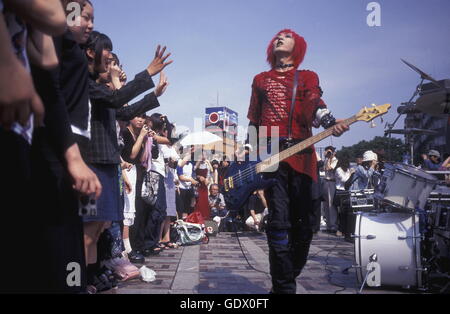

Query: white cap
363,150,378,162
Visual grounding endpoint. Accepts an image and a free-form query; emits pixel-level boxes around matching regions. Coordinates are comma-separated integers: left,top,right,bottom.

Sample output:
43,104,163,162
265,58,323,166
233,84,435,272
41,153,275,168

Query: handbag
141,171,160,206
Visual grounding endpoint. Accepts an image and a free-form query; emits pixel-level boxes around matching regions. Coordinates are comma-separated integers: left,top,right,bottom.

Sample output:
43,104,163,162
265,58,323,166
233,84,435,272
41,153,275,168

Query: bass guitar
222,104,391,211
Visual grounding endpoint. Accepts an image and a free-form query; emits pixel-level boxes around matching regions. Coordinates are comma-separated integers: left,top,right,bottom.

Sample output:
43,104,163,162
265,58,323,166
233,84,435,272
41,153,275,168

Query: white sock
123,238,132,254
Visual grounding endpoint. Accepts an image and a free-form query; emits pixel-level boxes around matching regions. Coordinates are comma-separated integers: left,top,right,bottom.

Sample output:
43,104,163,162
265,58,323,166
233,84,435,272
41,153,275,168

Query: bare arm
0,13,44,128
5,0,66,36
153,134,170,145
65,143,102,199
27,28,59,70
130,128,148,160
442,156,450,168
179,174,198,185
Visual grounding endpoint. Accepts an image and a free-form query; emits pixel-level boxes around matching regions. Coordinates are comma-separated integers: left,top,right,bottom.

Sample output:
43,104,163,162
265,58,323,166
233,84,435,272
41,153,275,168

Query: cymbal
416,91,450,116
385,128,439,135
401,59,442,88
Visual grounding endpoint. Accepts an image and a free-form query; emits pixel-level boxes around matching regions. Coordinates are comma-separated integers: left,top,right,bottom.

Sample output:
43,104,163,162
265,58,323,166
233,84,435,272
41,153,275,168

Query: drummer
352,151,379,190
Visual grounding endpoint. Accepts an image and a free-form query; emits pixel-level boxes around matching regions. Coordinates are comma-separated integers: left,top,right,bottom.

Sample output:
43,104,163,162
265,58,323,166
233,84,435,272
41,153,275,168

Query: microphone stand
384,79,425,164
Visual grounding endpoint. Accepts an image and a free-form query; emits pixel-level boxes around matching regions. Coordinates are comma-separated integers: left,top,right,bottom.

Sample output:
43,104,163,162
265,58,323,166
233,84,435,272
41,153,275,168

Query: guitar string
227,115,359,186
229,128,336,185
229,125,339,184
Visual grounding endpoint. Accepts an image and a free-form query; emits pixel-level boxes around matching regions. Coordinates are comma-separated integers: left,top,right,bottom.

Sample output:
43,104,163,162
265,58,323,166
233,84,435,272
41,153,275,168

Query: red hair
266,29,307,69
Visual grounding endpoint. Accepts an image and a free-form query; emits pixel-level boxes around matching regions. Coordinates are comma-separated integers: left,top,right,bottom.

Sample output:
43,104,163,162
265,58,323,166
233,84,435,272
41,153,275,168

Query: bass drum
354,212,424,289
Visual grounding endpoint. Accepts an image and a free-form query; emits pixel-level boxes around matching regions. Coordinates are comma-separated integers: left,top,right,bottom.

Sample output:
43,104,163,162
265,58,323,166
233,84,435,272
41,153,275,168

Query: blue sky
93,0,450,149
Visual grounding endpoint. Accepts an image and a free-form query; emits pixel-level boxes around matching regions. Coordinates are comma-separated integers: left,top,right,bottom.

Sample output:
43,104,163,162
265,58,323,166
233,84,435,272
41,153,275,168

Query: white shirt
324,157,338,180
161,145,180,187
151,144,166,177
335,167,352,190
177,162,194,190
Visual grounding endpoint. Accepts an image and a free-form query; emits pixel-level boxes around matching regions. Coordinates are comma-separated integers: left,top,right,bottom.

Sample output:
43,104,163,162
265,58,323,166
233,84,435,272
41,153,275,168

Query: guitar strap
287,70,299,141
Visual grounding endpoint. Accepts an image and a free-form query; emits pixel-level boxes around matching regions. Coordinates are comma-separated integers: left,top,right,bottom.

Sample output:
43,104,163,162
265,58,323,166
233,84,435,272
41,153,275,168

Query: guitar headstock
356,104,391,122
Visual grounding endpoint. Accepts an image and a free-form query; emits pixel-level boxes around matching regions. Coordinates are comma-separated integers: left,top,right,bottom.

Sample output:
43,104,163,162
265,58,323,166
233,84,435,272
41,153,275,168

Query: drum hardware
398,235,423,240
398,266,427,273
352,234,376,240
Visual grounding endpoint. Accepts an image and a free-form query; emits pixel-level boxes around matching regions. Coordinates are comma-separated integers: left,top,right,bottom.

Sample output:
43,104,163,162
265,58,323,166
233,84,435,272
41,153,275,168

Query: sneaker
128,250,145,264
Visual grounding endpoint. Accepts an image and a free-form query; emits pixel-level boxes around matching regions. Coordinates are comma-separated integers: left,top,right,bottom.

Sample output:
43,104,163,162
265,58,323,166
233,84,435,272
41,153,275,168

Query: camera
78,194,97,217
326,150,333,158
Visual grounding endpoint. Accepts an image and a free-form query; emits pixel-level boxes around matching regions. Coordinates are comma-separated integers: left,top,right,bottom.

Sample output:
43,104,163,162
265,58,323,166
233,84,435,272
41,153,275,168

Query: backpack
141,171,160,206
173,220,209,246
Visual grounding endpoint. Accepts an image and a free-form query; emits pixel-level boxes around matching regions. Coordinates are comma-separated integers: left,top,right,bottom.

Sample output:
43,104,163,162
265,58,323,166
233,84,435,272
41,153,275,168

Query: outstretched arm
5,0,66,36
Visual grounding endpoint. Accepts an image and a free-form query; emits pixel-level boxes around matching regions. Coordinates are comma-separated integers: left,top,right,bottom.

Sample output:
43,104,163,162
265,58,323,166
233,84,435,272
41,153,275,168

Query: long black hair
84,31,113,74
336,158,350,172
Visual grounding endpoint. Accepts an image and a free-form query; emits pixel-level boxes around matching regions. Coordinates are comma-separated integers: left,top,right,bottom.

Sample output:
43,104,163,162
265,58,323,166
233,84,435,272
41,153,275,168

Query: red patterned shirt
247,69,327,181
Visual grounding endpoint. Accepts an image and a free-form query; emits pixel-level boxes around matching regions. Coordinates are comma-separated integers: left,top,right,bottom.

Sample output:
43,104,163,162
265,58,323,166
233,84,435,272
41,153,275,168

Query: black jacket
88,70,160,164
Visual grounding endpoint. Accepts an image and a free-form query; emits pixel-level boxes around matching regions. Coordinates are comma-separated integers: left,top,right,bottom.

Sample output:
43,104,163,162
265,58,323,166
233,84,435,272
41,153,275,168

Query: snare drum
354,212,424,289
375,163,437,212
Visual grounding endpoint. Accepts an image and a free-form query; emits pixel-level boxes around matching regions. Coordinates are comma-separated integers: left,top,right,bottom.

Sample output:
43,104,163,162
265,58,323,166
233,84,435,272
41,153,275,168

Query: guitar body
221,161,277,212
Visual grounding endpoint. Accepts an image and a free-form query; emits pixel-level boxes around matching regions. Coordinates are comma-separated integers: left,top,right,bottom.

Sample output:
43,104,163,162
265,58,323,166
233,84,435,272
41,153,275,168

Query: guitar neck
256,115,358,173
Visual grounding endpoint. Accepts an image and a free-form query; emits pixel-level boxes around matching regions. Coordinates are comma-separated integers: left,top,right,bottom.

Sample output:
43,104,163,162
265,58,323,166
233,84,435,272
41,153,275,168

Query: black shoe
143,247,162,257
128,250,145,264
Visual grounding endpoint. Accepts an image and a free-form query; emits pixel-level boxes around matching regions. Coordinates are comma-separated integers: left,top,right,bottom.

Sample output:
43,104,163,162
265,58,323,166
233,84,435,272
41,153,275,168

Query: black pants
179,188,194,215
0,130,34,293
130,171,166,251
264,163,314,294
129,166,148,252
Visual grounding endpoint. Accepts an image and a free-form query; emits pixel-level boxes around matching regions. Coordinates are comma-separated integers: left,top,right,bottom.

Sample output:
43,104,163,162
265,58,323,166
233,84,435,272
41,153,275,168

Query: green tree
337,136,407,163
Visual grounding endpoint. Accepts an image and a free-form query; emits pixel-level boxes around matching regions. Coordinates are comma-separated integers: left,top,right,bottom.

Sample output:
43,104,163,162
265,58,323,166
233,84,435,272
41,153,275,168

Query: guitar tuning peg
370,121,376,128
371,103,376,107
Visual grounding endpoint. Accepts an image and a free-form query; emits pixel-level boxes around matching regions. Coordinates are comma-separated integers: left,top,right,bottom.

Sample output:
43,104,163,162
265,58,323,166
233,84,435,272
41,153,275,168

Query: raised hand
146,45,173,77
155,71,169,97
110,61,122,80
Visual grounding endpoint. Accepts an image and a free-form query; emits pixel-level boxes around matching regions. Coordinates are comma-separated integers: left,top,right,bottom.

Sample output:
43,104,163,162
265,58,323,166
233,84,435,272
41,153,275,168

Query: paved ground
117,231,426,294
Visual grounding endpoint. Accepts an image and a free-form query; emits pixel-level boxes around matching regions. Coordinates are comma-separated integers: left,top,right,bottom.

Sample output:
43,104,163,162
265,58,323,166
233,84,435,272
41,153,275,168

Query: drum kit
348,60,450,293
351,162,450,293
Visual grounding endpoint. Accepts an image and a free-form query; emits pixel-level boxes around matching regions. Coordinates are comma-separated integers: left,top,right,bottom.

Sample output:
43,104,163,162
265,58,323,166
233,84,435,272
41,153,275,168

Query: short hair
266,29,307,69
210,184,220,191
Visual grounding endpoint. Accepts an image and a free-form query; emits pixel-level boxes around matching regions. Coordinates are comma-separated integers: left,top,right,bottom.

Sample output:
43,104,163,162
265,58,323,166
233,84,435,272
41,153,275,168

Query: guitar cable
233,228,271,276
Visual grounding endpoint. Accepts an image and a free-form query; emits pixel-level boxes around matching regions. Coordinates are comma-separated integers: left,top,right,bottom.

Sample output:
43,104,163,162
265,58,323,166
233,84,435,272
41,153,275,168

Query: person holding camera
208,184,229,230
209,184,227,216
353,150,378,190
322,146,339,234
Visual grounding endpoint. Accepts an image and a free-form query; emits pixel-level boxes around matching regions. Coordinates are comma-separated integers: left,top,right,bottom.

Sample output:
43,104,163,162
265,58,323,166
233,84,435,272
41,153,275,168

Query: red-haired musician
247,29,349,294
